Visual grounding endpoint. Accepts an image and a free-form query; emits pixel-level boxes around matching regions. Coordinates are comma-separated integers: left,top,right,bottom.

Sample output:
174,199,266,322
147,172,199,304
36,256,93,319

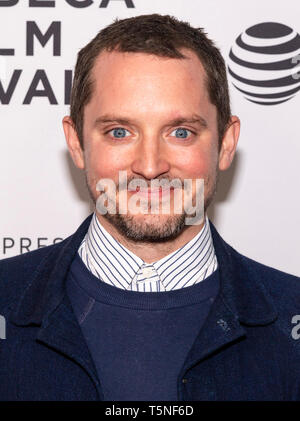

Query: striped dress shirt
78,212,218,292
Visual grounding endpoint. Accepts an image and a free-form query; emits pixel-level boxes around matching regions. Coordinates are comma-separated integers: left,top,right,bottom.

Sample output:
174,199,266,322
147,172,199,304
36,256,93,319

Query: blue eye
170,128,191,139
110,127,130,138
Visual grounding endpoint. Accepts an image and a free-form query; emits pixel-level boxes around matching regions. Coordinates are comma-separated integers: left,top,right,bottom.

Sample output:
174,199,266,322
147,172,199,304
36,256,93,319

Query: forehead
84,48,216,124
91,48,208,96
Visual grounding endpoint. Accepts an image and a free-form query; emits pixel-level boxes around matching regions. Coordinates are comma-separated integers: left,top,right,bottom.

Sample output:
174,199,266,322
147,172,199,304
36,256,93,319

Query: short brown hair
70,14,231,149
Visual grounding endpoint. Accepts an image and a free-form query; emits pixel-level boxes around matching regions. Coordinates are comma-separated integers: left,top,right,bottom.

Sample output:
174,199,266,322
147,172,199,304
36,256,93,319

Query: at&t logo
228,22,300,105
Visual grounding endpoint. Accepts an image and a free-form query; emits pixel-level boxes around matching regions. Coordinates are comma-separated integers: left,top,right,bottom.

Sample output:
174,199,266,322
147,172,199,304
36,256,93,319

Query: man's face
64,49,239,242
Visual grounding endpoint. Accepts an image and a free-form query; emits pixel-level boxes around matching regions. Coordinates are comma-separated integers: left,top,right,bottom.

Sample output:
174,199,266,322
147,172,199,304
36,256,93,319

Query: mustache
117,176,184,191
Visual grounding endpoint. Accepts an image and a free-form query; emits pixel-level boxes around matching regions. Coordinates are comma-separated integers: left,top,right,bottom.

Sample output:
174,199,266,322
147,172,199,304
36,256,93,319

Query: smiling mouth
130,186,175,199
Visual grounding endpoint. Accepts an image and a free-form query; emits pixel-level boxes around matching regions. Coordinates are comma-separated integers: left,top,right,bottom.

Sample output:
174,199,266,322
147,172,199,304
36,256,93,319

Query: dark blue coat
0,214,300,401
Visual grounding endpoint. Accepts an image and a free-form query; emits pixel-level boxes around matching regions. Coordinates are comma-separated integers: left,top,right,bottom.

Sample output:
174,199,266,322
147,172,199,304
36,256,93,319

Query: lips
133,186,174,199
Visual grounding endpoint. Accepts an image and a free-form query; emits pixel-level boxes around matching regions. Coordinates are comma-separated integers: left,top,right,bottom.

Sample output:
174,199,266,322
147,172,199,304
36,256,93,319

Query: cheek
85,143,131,183
176,147,218,179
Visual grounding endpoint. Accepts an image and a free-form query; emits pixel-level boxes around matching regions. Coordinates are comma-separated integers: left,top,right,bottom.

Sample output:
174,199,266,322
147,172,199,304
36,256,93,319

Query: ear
218,115,240,171
62,116,85,170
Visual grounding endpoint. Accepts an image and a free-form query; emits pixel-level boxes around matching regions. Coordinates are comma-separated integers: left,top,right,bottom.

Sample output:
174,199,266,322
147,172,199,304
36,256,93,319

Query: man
0,14,300,401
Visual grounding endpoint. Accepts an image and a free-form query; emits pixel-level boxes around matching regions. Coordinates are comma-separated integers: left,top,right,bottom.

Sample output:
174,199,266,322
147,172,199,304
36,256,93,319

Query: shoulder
210,219,300,294
0,214,92,314
0,239,68,311
228,242,300,315
231,244,300,290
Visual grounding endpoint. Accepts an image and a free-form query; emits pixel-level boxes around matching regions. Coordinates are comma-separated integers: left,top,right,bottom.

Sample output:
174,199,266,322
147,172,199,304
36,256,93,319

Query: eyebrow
94,114,208,129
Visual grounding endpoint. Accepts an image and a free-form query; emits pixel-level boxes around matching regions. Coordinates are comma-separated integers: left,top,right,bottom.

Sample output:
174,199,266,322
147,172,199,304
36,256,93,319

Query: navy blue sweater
66,252,219,401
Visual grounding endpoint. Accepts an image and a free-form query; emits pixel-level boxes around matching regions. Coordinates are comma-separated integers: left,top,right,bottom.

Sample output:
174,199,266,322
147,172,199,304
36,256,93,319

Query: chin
103,212,187,243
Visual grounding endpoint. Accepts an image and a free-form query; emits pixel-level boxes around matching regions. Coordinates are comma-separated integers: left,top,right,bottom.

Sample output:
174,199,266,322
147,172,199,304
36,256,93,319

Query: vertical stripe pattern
78,213,218,292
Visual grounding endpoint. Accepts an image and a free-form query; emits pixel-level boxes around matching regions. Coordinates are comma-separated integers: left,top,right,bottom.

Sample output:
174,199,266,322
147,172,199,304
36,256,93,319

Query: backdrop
0,0,299,277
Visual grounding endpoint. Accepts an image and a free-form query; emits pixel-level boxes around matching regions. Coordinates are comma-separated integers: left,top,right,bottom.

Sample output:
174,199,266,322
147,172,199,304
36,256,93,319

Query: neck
95,212,205,263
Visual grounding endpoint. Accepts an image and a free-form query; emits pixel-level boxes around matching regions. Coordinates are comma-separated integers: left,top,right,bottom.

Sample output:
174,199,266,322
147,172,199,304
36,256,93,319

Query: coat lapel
9,214,103,398
36,293,103,399
178,221,278,394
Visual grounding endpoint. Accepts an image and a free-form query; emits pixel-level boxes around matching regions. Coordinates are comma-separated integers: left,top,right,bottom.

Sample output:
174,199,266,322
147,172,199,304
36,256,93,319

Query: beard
85,170,219,243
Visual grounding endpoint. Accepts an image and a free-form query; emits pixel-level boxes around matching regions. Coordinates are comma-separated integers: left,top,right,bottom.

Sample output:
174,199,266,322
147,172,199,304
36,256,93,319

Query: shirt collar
78,212,217,291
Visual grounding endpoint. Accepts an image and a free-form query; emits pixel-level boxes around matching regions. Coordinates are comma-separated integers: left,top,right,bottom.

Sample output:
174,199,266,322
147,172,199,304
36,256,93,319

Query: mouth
131,186,175,199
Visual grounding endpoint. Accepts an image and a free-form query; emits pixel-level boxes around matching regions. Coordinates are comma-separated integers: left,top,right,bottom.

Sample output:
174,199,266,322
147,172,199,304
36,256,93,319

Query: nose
131,134,170,180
